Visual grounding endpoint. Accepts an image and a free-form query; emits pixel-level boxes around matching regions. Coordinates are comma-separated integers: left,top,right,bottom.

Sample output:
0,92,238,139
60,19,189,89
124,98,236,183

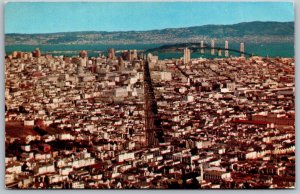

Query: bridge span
146,42,253,57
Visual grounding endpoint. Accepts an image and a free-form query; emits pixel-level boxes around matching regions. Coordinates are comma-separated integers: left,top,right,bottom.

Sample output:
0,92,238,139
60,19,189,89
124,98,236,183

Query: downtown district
5,46,295,189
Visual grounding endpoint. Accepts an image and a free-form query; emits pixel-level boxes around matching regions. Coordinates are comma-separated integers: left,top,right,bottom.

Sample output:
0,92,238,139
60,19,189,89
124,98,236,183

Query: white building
183,48,191,64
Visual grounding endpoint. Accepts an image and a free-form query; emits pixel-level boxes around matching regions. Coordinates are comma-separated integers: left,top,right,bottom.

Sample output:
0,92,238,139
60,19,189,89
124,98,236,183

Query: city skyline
5,2,294,34
4,1,295,189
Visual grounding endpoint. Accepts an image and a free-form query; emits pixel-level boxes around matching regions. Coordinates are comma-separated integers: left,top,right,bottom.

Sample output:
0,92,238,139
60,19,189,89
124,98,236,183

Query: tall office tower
200,40,204,54
132,49,138,60
225,40,229,57
127,50,131,61
78,50,88,67
240,42,245,57
118,56,124,71
147,53,153,61
183,47,191,64
211,40,215,55
108,48,115,59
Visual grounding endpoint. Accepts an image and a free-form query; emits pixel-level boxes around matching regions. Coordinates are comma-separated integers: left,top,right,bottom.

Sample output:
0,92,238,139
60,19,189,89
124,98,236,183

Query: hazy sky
5,2,294,34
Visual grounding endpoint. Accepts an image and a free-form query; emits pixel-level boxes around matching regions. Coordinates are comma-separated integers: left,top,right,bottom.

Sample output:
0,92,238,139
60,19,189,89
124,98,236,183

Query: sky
5,1,294,34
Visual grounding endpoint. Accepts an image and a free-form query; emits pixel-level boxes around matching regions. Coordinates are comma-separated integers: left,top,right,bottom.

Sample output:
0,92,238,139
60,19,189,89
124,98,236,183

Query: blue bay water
5,42,294,59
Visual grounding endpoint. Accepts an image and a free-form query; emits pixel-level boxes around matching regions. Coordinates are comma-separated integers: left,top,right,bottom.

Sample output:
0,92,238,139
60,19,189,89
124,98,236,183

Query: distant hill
5,21,294,45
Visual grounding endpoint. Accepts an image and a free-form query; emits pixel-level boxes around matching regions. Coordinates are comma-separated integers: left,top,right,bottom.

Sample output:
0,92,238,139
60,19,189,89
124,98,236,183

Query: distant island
5,21,294,46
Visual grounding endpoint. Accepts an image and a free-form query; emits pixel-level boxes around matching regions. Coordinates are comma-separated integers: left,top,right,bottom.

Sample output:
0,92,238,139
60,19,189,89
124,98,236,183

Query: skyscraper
79,50,88,67
132,50,138,60
118,56,124,71
183,48,191,64
108,48,115,60
147,53,153,61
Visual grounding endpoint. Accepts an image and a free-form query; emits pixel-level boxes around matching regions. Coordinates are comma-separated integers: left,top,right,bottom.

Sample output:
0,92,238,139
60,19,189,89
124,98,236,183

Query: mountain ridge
5,21,294,45
6,21,294,35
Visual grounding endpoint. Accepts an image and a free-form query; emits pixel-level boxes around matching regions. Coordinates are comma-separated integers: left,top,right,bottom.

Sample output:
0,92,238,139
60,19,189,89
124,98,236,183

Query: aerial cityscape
4,2,295,189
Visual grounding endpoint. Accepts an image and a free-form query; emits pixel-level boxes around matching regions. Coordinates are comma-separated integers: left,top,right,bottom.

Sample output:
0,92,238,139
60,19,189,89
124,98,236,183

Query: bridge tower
218,49,222,57
225,40,229,57
211,40,215,55
200,40,204,54
240,43,245,57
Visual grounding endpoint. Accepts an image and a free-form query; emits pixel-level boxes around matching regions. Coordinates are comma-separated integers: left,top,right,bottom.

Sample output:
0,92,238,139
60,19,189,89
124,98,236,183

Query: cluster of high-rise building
5,45,294,189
